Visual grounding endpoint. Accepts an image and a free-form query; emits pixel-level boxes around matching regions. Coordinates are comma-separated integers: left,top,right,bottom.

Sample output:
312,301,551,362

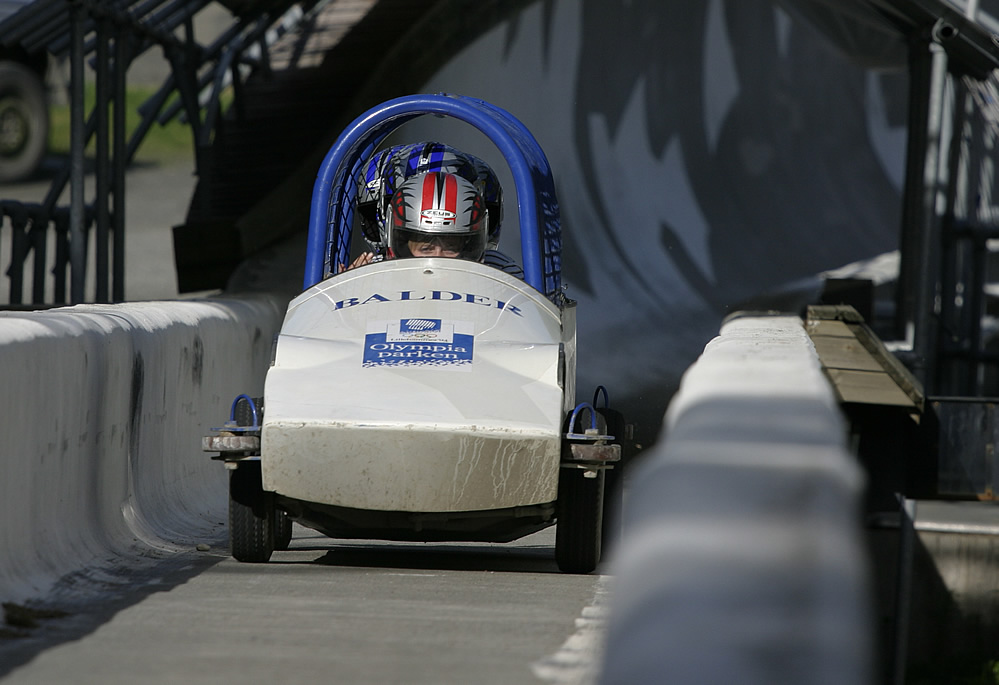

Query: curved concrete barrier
0,295,285,604
599,314,872,685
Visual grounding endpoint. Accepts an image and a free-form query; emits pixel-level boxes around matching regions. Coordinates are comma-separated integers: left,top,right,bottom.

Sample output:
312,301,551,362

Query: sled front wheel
229,463,275,562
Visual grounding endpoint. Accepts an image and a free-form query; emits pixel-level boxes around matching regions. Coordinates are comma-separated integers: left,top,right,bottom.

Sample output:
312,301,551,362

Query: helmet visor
390,228,485,261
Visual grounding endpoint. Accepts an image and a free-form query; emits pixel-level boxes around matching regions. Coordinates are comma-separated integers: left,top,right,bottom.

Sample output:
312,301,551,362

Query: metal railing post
96,16,112,303
69,0,87,304
113,27,128,302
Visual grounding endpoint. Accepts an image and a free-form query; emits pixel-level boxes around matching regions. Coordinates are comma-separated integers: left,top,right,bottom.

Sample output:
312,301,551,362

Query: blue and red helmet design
356,141,503,250
388,171,487,261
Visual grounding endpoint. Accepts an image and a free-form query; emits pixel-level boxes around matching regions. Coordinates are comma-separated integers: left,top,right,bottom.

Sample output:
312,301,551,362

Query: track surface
1,526,606,684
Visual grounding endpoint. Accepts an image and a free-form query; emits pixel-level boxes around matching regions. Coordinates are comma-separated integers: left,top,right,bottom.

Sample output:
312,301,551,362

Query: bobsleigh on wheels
204,94,628,574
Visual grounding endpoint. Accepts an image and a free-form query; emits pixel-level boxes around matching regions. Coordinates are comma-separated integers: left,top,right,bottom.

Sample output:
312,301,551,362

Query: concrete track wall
599,314,872,685
0,295,285,604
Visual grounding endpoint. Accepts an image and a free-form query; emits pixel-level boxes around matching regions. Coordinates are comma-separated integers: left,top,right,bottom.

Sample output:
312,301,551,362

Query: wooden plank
806,319,857,339
811,335,884,372
826,368,919,407
806,304,924,411
846,324,924,408
808,304,866,324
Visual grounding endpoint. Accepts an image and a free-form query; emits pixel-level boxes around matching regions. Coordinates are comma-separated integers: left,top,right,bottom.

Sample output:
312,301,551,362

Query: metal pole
897,42,932,346
891,496,918,685
69,0,87,304
6,205,28,305
896,39,950,392
917,45,952,394
113,28,127,302
96,17,112,303
938,79,973,396
29,208,46,303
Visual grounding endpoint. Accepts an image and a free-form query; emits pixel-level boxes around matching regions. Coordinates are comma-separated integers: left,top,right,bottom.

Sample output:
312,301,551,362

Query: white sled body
261,258,576,514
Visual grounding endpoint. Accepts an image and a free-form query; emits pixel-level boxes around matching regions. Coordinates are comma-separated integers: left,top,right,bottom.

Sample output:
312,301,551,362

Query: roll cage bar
303,94,563,301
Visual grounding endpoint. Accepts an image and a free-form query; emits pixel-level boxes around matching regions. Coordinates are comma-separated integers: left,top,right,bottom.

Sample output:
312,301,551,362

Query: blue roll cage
303,94,563,301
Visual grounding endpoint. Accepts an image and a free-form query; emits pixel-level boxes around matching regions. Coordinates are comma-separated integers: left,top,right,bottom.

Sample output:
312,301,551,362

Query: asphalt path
0,526,608,684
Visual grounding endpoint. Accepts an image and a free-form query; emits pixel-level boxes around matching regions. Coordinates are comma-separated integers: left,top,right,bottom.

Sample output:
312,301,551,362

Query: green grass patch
48,84,230,165
907,657,999,684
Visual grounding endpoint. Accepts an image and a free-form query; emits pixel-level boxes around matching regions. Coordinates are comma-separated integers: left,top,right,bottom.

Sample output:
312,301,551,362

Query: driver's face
408,238,462,258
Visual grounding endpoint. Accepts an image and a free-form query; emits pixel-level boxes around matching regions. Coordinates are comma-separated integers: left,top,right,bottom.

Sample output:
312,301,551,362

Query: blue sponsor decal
364,319,474,368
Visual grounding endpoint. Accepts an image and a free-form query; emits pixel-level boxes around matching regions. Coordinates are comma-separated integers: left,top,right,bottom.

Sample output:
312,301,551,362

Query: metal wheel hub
0,97,30,157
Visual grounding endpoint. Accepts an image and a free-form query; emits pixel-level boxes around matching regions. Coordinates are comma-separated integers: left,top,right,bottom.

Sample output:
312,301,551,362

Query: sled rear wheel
274,509,293,551
555,466,605,574
598,407,627,549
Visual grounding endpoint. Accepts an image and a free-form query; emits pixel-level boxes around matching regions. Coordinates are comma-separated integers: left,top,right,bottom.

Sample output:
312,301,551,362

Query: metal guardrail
943,0,999,28
0,0,327,305
0,201,90,306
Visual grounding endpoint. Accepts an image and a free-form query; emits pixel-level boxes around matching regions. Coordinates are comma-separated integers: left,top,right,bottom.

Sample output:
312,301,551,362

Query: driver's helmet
357,142,503,250
388,171,487,261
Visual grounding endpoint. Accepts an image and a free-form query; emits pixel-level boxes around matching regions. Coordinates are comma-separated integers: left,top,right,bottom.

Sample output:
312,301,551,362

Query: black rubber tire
273,509,293,551
0,61,48,183
229,463,274,562
598,407,627,551
555,466,605,574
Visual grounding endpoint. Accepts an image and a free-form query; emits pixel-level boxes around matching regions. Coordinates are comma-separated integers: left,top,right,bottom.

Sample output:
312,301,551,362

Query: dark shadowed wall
397,0,908,444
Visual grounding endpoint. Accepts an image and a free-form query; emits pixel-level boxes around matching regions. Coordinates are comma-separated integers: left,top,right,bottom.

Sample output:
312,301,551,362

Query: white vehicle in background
205,94,629,574
0,0,51,182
